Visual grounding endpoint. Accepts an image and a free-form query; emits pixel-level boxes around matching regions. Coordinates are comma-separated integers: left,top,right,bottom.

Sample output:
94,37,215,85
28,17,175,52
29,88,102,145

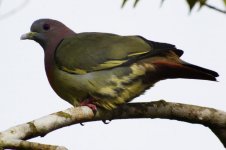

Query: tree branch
0,138,67,150
0,100,226,149
204,3,226,14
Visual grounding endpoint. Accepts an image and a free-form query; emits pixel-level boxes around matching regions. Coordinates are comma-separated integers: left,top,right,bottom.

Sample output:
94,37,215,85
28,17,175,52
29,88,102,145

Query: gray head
21,19,75,49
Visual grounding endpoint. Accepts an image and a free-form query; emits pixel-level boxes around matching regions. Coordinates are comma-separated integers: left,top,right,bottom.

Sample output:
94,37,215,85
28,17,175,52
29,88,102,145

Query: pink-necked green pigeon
21,19,218,110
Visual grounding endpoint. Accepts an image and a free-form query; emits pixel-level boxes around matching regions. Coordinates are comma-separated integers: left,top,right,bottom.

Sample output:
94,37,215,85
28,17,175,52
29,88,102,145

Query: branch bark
0,100,226,149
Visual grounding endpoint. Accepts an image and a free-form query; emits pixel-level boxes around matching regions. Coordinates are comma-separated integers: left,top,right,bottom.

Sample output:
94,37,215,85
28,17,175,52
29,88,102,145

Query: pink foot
80,98,97,111
85,103,97,111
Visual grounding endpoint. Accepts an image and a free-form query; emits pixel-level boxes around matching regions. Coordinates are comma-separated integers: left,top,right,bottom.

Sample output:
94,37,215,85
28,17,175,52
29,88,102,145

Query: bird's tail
151,60,219,81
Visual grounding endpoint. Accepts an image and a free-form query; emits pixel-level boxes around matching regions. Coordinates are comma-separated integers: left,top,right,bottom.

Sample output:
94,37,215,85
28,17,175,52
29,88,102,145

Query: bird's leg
80,97,97,112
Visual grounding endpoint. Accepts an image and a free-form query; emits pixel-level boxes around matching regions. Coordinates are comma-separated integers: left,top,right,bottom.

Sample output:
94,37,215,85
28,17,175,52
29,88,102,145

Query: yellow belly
50,63,155,110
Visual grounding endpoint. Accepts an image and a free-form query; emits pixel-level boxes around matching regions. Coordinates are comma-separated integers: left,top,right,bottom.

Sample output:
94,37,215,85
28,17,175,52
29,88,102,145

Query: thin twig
204,3,226,14
0,0,29,20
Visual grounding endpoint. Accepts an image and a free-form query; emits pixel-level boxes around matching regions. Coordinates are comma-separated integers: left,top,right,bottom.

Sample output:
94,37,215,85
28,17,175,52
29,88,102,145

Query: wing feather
55,32,151,74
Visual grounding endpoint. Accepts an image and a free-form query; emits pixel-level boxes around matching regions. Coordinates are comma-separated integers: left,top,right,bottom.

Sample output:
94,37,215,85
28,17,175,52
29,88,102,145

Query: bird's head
21,19,75,49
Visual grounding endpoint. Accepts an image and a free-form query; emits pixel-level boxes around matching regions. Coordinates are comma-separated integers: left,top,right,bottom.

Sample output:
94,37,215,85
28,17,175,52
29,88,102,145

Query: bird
21,18,219,111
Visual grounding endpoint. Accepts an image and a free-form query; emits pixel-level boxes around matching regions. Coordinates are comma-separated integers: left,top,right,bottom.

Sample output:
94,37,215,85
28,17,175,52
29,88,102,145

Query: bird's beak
20,32,38,40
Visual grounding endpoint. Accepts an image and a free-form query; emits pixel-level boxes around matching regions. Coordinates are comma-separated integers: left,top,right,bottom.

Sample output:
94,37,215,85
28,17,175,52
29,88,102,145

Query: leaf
224,0,226,6
199,0,207,7
159,0,165,7
133,0,140,7
186,0,198,10
121,0,128,8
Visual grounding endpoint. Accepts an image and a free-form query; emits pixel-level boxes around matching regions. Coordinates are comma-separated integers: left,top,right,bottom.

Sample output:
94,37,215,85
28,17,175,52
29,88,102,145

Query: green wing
55,32,152,74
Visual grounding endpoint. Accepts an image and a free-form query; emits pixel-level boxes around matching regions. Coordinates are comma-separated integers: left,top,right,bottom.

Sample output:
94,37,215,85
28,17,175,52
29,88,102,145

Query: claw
102,120,111,124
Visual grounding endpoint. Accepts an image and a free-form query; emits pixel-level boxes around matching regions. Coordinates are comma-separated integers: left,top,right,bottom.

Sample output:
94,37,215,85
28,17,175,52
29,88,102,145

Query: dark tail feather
152,61,219,81
182,60,219,78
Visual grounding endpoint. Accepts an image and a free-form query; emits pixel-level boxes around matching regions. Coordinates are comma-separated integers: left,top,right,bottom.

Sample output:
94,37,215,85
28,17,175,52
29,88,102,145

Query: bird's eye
43,23,50,31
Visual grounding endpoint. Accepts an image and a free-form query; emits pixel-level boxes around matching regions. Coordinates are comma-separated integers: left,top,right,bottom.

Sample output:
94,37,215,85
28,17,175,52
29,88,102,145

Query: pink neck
44,29,75,82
